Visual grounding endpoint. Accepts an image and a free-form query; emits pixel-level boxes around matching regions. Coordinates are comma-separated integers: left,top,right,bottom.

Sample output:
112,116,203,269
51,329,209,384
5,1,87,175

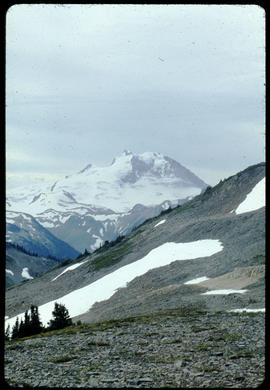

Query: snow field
5,239,223,329
235,177,265,214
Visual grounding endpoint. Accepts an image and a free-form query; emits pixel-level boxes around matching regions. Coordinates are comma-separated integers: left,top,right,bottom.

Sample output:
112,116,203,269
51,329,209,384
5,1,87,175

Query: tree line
6,242,60,261
5,302,73,340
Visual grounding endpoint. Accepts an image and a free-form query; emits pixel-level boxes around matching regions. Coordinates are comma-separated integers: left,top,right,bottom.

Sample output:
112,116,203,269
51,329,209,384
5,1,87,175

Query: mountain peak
7,151,208,214
110,150,133,165
122,149,133,156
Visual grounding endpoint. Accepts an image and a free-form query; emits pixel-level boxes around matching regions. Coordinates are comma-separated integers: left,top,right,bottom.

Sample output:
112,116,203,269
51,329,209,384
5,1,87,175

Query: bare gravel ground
5,309,265,388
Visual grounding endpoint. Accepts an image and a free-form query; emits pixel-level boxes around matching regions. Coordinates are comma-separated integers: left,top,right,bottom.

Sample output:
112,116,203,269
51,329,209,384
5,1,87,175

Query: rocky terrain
5,309,265,388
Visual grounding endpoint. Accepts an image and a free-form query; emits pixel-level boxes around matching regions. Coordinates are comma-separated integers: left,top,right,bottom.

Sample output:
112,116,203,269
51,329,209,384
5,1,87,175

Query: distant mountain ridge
6,211,79,259
6,151,208,253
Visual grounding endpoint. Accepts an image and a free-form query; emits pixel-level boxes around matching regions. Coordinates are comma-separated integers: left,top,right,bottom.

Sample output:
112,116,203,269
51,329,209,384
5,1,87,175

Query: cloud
6,4,265,186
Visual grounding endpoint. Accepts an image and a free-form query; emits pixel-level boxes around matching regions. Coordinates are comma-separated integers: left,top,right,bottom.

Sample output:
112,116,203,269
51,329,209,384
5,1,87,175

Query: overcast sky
6,4,265,188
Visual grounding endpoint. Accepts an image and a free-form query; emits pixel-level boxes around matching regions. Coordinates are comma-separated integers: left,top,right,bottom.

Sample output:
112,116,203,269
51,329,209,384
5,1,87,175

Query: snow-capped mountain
7,151,207,214
6,151,208,253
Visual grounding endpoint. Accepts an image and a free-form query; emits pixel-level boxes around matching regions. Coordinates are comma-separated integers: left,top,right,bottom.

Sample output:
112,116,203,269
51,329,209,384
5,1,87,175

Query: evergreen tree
30,305,43,335
16,311,30,338
48,302,72,330
11,317,20,339
23,309,31,337
10,306,43,340
25,310,30,330
18,318,25,338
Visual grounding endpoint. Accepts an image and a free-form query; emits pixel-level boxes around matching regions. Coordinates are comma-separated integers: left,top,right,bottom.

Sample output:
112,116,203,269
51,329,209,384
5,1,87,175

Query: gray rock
5,310,265,388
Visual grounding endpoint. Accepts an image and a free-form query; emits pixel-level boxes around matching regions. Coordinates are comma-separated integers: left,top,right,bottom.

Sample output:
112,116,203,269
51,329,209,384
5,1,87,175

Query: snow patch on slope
229,308,265,313
5,239,223,329
184,276,209,285
201,289,248,295
235,177,265,214
154,220,166,228
21,268,33,280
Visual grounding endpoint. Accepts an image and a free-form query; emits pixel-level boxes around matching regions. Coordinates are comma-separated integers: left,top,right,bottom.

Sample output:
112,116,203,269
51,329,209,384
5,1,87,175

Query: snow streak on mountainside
6,239,223,328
